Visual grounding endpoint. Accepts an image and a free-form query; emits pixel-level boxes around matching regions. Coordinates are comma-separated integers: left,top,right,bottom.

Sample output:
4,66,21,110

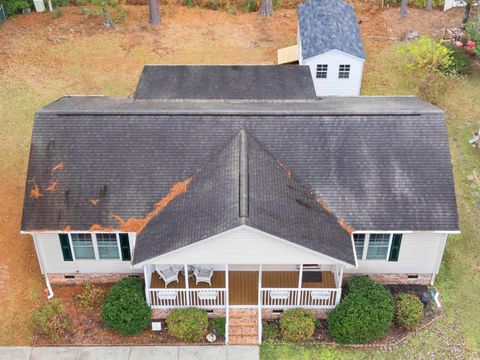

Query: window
338,64,350,79
316,64,328,78
353,234,365,259
96,233,120,259
71,233,95,259
366,233,390,260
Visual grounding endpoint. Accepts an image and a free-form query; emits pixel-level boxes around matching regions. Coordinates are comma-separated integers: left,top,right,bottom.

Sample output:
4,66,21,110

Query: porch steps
228,308,259,345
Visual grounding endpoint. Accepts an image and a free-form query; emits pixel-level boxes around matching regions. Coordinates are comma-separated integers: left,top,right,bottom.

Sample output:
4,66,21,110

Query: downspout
31,233,54,299
430,233,448,286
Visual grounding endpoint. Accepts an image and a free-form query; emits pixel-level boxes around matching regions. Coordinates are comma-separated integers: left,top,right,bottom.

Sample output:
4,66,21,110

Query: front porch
144,264,343,311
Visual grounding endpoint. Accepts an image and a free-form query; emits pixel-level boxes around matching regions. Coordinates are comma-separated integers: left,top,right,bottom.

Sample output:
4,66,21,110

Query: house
21,65,459,345
277,0,366,96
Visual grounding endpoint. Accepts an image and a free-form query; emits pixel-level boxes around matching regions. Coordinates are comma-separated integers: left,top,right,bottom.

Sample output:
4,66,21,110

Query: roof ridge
239,129,249,220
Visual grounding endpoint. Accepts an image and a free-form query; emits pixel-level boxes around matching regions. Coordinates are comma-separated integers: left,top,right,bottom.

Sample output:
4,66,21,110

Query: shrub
0,0,31,17
441,44,473,75
244,0,257,12
395,293,424,329
205,0,219,10
31,299,70,341
183,0,194,6
262,321,280,342
279,309,315,342
209,317,226,337
78,284,105,311
101,278,151,336
166,308,209,342
52,0,69,6
327,276,394,344
465,18,480,57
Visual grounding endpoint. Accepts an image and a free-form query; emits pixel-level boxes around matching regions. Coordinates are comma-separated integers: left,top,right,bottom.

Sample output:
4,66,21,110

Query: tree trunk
259,0,273,17
426,0,432,11
148,0,160,25
463,1,472,24
102,1,116,28
399,0,408,18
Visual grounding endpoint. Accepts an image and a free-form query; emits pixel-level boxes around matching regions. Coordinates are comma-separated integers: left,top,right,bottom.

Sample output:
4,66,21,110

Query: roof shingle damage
298,0,366,60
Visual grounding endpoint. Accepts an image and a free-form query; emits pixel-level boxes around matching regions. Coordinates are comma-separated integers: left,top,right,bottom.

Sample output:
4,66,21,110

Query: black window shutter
388,234,403,262
119,233,131,261
59,234,73,261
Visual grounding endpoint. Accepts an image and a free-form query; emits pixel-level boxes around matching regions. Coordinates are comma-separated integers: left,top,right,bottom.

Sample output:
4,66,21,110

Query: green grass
262,46,480,359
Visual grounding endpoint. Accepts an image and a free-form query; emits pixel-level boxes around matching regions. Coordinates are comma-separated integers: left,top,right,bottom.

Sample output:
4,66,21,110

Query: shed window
353,234,365,259
316,64,328,78
96,233,120,259
338,64,350,79
366,233,391,260
71,233,95,259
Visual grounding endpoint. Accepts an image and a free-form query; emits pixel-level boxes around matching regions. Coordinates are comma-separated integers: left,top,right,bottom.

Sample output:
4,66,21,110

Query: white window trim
357,233,394,262
67,232,126,262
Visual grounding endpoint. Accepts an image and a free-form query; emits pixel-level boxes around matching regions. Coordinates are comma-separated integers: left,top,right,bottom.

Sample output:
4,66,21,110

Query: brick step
228,335,259,345
229,311,258,319
229,322,257,329
229,328,258,337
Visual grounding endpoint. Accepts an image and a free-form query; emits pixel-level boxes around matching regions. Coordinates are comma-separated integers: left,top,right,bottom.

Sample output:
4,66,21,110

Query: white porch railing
261,288,341,309
149,288,227,309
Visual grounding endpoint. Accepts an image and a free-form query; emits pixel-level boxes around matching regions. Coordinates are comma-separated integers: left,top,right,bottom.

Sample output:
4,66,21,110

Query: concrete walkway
0,346,259,360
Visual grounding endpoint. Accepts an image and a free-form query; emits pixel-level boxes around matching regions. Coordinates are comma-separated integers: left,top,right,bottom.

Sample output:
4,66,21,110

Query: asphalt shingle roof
134,130,355,265
298,0,366,60
21,96,459,263
134,65,317,100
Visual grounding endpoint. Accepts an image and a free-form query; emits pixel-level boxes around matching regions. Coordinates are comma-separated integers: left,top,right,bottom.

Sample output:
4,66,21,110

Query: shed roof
133,65,317,100
298,0,366,60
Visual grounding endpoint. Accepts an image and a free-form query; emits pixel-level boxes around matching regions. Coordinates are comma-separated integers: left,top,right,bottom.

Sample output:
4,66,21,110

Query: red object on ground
466,41,476,47
455,41,463,48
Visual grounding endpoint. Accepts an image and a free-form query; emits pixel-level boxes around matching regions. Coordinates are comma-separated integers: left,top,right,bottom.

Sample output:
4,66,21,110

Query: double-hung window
71,233,95,259
338,64,350,79
316,64,328,78
96,233,120,259
61,233,130,261
354,233,403,261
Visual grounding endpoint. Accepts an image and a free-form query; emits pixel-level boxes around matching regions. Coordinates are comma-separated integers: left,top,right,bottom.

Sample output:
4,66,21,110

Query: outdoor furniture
155,265,182,288
193,266,214,285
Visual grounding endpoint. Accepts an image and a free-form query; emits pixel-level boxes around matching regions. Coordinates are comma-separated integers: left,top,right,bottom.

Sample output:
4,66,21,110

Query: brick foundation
262,308,331,319
344,272,432,285
152,308,226,319
48,273,142,285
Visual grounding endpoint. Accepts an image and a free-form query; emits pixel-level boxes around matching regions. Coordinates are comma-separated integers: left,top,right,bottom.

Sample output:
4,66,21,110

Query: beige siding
301,50,364,96
347,232,446,275
34,232,141,274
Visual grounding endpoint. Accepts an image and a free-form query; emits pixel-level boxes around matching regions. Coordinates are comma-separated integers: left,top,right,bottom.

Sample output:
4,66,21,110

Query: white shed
279,0,366,97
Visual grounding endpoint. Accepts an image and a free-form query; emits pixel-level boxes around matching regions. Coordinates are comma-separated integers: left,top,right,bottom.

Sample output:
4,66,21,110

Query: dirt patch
33,284,225,345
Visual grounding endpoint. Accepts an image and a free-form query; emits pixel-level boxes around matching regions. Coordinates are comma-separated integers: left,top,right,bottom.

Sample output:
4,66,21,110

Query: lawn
0,1,479,357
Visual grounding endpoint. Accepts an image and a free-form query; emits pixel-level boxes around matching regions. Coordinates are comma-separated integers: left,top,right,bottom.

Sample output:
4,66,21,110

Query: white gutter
29,232,54,299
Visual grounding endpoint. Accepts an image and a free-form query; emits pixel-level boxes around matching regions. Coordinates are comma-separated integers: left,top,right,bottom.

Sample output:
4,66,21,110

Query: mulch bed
33,284,224,346
263,298,442,349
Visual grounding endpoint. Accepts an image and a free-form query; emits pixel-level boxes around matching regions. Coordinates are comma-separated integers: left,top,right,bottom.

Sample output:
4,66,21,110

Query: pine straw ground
0,2,479,358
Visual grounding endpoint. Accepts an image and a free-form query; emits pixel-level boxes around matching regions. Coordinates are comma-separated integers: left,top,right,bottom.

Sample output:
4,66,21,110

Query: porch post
184,264,190,306
225,264,229,345
258,264,263,344
143,265,151,306
296,264,303,305
338,265,344,288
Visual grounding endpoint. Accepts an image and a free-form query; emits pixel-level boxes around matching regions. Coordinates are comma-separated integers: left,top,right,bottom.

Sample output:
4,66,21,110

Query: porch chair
193,266,214,286
155,265,182,288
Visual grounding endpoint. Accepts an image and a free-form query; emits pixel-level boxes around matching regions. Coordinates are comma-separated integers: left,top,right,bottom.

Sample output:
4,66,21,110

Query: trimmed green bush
279,309,315,342
32,299,70,341
166,308,209,342
101,278,151,336
395,293,424,329
209,317,226,337
327,276,394,344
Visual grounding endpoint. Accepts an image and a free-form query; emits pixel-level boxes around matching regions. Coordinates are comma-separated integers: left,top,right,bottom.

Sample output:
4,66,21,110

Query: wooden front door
228,271,258,305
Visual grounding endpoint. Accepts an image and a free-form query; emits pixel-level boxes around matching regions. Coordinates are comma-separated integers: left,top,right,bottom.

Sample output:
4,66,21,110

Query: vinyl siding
34,232,141,274
301,50,364,96
347,232,446,274
137,226,349,266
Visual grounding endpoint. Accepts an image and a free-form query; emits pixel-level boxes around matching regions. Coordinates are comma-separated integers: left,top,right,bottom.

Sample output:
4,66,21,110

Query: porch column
225,264,229,345
184,264,190,306
296,264,303,305
338,266,344,288
258,264,263,344
143,265,151,306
